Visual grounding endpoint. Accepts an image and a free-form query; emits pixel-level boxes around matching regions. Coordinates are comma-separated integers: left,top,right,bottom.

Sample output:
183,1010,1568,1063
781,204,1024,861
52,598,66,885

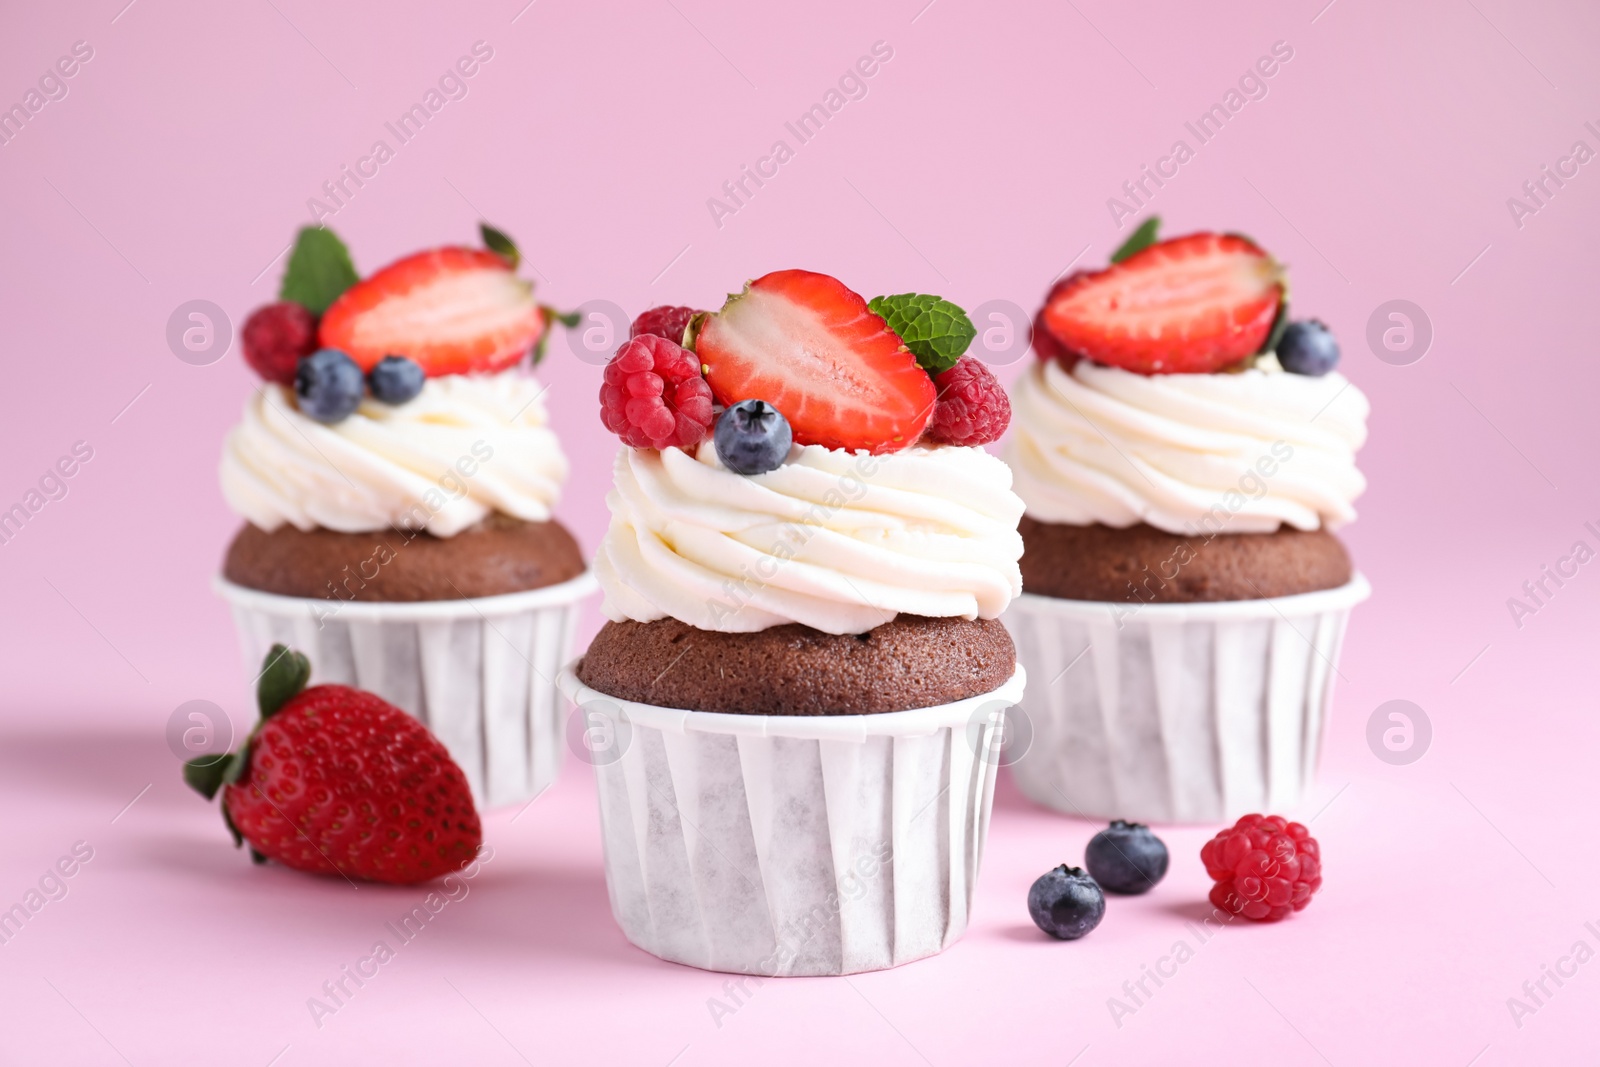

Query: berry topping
926,355,1010,447
1201,814,1321,922
1276,319,1341,376
318,247,542,375
714,399,793,475
183,645,482,885
295,348,365,424
866,293,976,374
1042,233,1285,375
600,334,715,450
367,354,426,405
1027,864,1106,941
631,305,702,346
241,302,319,386
1084,820,1170,895
696,270,935,453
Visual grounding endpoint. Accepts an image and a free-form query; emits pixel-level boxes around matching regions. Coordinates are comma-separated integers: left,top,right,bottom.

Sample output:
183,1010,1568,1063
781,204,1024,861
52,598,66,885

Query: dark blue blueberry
294,348,364,423
368,354,426,405
1084,820,1169,895
714,399,793,476
1027,865,1105,940
1277,319,1340,376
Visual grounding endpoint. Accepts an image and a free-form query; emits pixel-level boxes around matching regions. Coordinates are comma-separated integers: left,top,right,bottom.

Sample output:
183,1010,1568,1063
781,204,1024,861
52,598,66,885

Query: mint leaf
1111,216,1161,263
279,227,358,314
867,294,975,374
1259,296,1291,356
481,222,521,268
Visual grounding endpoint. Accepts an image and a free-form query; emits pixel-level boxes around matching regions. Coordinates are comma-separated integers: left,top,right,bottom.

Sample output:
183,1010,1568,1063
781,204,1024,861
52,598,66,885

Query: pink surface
2,0,1598,1062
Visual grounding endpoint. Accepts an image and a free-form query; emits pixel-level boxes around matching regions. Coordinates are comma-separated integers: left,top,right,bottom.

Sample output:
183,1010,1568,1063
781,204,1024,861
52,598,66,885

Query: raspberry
600,334,714,450
926,355,1010,446
1200,814,1321,923
242,302,319,385
630,305,702,345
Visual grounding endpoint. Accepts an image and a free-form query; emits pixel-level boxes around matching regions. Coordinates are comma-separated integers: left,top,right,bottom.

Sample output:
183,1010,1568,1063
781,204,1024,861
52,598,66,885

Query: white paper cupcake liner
557,664,1027,976
1002,575,1369,825
215,572,596,808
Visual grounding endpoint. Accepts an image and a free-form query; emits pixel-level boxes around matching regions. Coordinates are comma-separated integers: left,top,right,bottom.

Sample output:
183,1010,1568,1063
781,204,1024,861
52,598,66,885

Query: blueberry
714,399,792,475
1027,865,1105,940
1084,820,1170,895
1277,319,1340,376
368,355,426,405
294,348,365,423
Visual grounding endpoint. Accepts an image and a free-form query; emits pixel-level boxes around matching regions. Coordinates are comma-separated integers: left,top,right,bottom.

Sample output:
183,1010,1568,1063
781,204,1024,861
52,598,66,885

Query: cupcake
215,225,595,808
557,274,1026,976
1004,221,1371,824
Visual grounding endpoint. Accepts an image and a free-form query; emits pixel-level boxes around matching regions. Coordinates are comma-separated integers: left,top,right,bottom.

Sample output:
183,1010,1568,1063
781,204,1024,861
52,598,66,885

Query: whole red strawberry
242,302,319,385
184,645,482,885
1201,814,1321,922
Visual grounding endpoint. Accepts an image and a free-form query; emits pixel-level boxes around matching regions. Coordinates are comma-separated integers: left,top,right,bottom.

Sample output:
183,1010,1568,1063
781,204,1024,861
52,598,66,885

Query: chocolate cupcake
1003,222,1372,824
214,225,595,808
558,271,1026,976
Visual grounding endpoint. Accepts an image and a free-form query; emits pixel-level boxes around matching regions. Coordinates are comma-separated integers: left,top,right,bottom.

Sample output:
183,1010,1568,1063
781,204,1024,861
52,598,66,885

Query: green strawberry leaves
279,227,359,314
868,294,975,374
480,222,521,268
1111,216,1161,264
257,644,311,719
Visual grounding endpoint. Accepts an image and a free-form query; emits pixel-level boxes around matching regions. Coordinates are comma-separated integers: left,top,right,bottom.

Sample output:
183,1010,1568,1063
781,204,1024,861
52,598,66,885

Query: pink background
3,0,1598,1062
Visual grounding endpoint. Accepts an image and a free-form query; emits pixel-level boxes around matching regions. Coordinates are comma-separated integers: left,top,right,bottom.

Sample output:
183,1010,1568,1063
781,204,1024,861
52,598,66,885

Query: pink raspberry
1201,814,1322,923
242,302,318,385
629,305,702,345
926,355,1010,447
600,334,714,450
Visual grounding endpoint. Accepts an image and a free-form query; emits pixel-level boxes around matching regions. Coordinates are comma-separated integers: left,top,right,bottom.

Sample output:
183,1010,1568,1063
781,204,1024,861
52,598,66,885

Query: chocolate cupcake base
577,615,1016,716
223,514,586,602
1019,517,1351,603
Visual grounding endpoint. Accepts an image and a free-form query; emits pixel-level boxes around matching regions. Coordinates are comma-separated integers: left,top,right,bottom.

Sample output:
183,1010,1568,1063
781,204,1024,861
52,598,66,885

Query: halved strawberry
318,247,542,375
1042,233,1284,374
696,270,935,453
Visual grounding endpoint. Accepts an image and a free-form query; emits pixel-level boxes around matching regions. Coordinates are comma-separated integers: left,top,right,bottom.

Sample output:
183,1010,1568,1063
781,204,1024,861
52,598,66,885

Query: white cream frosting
1006,355,1368,534
220,371,568,538
595,443,1025,634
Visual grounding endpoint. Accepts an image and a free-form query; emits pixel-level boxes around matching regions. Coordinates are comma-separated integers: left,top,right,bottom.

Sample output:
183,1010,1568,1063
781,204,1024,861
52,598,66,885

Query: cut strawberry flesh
697,270,935,453
318,247,541,375
1042,233,1283,374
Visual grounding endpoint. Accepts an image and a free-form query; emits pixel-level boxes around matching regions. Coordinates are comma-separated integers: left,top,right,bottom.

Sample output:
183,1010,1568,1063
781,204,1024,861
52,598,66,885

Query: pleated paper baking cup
1003,575,1369,825
557,665,1026,976
215,572,596,808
